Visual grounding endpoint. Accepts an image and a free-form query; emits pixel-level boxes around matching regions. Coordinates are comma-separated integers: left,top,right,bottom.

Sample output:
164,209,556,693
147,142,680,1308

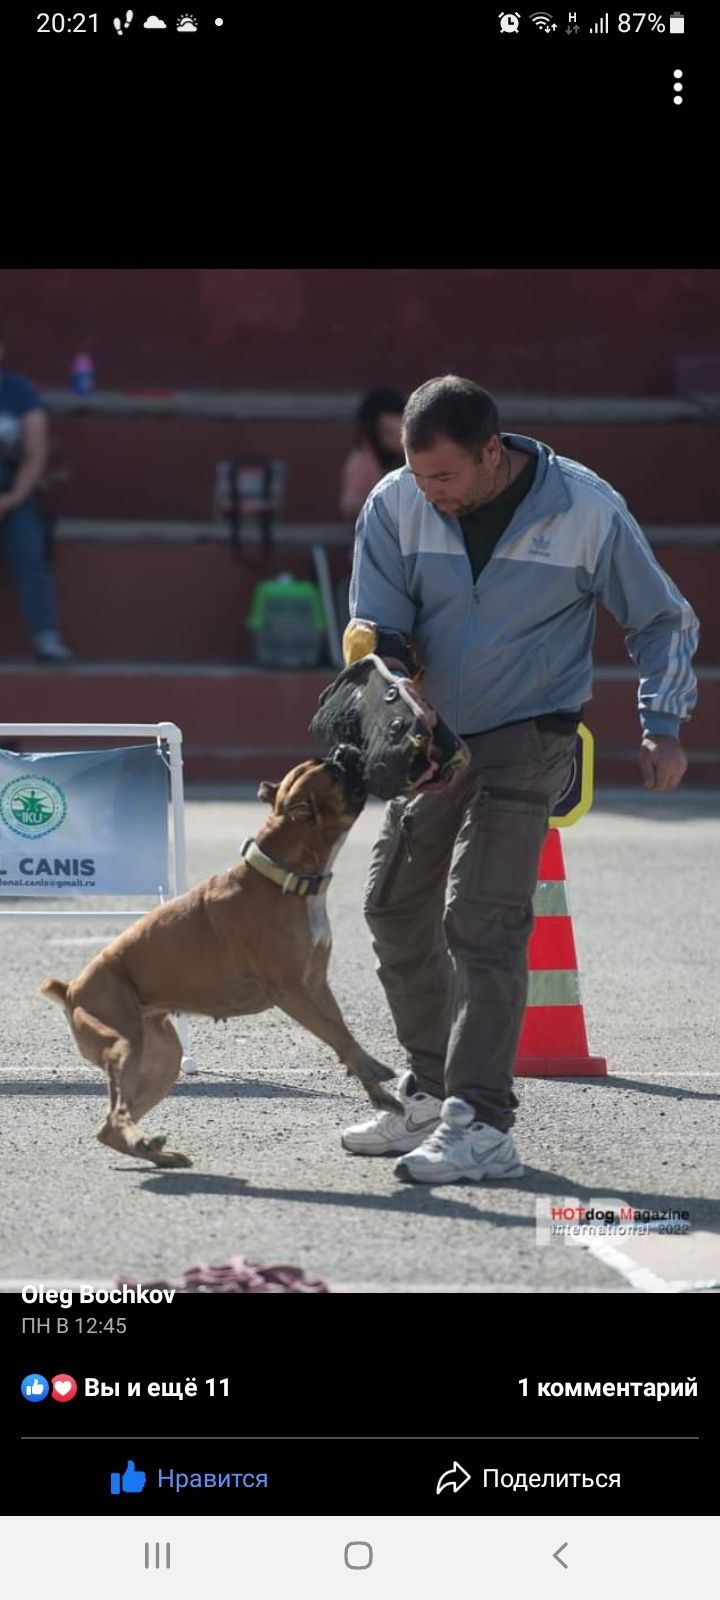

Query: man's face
405,433,502,516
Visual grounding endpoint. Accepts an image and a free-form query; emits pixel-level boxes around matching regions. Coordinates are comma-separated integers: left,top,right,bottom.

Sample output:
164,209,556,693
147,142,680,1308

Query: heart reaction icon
51,1374,78,1402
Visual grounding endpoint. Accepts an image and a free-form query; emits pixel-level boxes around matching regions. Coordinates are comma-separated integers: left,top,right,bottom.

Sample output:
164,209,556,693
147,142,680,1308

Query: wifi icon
530,10,554,27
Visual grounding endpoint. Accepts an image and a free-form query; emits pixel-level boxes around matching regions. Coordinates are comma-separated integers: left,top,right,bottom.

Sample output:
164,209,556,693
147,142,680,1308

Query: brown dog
40,751,399,1169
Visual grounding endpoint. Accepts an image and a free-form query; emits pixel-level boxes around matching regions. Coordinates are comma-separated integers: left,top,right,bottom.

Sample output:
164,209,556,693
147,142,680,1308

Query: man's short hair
402,376,500,456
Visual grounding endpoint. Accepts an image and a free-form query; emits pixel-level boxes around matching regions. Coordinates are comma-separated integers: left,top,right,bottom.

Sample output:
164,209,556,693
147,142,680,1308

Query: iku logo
0,777,67,839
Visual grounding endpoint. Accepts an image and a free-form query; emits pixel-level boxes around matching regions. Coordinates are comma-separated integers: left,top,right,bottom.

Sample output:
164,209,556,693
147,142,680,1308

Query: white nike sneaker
394,1096,524,1185
341,1069,443,1155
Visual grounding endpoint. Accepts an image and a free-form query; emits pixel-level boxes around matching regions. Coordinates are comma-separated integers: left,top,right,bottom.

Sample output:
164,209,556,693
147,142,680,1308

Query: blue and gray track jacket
349,432,699,739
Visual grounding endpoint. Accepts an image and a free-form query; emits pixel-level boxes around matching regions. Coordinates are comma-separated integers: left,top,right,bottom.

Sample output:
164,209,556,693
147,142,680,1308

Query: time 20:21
37,14,99,30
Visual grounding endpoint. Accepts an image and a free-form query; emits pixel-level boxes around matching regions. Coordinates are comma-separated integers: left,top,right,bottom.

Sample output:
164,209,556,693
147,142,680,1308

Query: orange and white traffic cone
514,827,606,1077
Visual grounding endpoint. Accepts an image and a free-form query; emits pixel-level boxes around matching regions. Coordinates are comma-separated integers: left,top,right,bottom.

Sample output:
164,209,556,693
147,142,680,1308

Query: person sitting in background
339,387,406,519
336,387,406,633
0,329,73,664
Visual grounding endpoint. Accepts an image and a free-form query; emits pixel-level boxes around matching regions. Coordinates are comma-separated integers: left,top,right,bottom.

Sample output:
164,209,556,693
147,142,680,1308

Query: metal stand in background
217,456,285,566
312,544,343,668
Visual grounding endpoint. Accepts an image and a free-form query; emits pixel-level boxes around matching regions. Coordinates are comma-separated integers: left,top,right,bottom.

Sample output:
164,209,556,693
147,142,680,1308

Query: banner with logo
0,745,169,896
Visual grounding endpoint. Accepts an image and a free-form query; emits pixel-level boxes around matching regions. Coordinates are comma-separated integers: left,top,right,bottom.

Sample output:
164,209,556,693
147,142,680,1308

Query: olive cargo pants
363,719,577,1131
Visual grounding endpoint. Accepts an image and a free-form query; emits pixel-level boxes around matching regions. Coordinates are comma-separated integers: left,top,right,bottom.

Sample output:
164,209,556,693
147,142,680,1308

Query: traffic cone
514,827,606,1077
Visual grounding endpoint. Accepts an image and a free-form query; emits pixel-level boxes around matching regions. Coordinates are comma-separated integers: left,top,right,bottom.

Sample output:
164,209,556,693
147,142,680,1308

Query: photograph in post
0,269,718,1299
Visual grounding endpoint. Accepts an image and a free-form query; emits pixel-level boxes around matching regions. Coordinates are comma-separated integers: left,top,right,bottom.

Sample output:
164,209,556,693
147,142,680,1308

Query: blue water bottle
71,351,95,396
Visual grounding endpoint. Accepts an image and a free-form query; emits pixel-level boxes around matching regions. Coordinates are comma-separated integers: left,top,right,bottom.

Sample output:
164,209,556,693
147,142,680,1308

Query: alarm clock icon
499,12,521,29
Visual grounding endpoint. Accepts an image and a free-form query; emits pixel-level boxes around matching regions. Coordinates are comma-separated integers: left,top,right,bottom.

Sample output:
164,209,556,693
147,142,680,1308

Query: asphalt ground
2,788,718,1293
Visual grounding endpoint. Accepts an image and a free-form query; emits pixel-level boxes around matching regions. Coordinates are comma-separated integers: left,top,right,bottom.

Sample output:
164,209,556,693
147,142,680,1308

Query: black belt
461,710,583,738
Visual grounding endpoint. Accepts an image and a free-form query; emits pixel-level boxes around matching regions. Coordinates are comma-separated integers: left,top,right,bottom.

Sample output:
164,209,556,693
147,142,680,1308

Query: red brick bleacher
1,399,717,785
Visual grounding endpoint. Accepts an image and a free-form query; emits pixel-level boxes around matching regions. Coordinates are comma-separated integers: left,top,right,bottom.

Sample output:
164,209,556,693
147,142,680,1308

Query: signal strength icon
530,10,554,27
589,11,609,28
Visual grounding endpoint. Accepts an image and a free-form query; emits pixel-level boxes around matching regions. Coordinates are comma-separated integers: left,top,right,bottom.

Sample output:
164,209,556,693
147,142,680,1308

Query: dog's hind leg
275,982,401,1111
133,1016,183,1119
72,1005,189,1168
126,1016,192,1168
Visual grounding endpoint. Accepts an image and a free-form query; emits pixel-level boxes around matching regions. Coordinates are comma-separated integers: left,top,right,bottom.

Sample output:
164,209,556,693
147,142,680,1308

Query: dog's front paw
354,1054,396,1087
349,1057,403,1114
366,1081,404,1113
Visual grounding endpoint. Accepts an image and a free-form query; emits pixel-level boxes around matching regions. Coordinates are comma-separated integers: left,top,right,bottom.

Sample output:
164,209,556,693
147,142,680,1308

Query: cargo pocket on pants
363,800,411,914
449,790,550,913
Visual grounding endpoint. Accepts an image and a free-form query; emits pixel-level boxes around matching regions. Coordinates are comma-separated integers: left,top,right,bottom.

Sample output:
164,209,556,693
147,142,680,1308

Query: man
0,330,73,663
341,375,699,1186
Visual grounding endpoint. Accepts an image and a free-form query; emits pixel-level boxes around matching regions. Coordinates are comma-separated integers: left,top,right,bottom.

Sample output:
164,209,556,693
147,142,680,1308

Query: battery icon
669,12,684,30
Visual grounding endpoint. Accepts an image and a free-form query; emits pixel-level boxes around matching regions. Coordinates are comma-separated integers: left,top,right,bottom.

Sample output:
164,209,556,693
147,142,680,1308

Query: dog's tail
40,977,69,1007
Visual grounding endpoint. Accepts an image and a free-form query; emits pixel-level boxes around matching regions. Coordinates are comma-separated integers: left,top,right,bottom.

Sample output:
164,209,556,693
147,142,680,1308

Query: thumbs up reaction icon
21,1374,50,1402
110,1461,147,1495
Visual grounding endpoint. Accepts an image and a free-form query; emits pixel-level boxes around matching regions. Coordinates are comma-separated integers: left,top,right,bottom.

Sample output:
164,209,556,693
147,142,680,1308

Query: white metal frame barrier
0,721,199,1074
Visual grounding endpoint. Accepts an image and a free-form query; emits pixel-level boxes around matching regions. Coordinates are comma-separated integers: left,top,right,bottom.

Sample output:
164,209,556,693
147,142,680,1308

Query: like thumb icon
122,1461,146,1493
110,1460,146,1494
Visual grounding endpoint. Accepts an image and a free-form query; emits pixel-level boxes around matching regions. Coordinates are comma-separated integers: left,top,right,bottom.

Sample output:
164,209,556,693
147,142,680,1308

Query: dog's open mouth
324,744,368,813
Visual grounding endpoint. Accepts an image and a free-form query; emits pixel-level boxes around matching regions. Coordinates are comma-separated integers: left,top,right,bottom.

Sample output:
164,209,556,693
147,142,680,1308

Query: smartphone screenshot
1,5,716,1593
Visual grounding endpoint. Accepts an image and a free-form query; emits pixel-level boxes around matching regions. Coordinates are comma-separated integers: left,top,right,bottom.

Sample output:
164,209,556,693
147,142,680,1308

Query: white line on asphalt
582,1239,720,1294
611,1071,719,1078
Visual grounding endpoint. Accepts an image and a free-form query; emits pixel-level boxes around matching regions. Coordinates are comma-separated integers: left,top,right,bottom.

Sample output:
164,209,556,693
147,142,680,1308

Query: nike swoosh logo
407,1113,441,1132
470,1146,518,1167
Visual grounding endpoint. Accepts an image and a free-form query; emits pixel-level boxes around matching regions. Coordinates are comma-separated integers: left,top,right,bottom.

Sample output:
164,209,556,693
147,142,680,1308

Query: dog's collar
240,837,332,897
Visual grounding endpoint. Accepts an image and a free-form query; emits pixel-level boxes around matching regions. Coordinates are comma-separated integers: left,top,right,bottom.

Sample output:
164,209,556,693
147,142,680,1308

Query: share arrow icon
436,1461,472,1495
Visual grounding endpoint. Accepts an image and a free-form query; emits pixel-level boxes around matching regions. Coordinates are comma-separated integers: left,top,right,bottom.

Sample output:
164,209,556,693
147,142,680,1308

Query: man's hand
639,734,688,792
0,492,19,521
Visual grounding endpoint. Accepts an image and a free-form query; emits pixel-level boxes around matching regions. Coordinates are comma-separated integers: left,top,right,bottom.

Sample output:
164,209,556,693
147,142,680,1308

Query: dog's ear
258,780,279,806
